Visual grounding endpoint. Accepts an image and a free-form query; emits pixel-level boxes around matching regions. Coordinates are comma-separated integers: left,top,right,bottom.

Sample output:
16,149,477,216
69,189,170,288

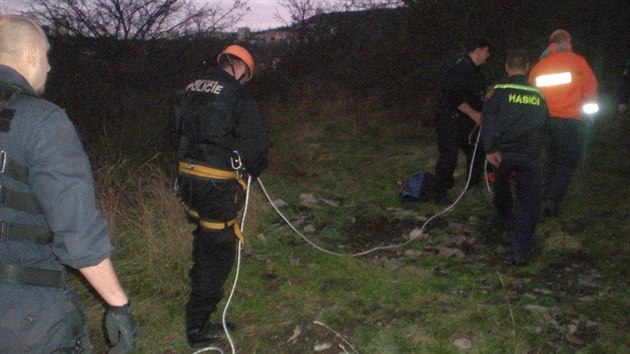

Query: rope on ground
193,126,483,353
257,127,483,257
313,321,360,354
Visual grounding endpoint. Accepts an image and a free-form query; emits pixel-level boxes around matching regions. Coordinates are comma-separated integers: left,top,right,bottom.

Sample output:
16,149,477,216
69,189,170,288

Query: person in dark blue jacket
481,49,548,265
0,15,136,353
174,45,268,347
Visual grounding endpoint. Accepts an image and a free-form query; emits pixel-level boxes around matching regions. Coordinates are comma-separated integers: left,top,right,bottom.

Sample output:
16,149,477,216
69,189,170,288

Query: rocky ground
260,193,621,353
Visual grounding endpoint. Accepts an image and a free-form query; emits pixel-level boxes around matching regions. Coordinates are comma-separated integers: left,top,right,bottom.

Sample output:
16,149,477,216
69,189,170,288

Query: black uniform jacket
481,75,548,160
175,67,268,178
437,54,487,114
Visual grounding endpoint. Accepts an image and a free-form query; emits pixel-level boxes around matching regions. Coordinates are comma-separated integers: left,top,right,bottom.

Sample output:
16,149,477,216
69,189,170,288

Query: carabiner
231,150,243,171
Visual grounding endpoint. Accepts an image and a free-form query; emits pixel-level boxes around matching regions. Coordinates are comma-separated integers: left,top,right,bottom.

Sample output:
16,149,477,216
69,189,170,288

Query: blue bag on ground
399,171,435,202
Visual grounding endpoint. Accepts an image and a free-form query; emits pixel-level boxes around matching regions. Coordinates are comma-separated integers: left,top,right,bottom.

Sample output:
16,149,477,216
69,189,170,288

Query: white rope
313,321,360,354
257,128,483,258
193,175,252,354
191,126,483,353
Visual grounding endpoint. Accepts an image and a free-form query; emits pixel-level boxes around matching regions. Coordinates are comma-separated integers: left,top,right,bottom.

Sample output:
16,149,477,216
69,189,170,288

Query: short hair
549,29,571,44
465,37,491,53
506,49,529,70
0,15,46,59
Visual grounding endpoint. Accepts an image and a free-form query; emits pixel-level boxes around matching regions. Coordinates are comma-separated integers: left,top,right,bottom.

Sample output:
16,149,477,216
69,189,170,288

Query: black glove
105,302,137,354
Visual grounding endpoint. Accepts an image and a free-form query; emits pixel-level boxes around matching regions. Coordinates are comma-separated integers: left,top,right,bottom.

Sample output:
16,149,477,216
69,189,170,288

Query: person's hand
486,152,502,168
105,302,137,354
470,111,482,125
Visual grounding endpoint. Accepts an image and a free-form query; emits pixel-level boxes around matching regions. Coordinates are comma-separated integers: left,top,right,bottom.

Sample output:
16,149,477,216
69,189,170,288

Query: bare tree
26,0,248,40
274,0,331,27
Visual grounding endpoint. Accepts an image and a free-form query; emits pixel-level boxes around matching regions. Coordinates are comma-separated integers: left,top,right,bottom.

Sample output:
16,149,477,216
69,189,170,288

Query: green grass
77,98,630,353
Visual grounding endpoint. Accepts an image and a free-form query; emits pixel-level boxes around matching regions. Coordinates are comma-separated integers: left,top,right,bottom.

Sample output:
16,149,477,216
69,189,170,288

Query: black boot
187,321,235,347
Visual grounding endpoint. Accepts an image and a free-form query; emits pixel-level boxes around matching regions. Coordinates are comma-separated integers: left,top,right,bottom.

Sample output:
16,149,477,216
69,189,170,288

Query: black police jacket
437,55,487,114
174,67,268,178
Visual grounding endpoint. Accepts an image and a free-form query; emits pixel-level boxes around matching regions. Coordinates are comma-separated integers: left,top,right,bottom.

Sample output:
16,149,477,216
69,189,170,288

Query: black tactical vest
0,80,52,245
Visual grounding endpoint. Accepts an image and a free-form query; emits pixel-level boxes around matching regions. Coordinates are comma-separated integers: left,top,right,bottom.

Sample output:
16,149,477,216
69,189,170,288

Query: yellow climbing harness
178,161,247,243
178,161,248,190
185,206,245,243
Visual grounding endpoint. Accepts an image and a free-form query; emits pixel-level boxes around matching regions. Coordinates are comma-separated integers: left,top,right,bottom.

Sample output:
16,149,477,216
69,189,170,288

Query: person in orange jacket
528,29,598,216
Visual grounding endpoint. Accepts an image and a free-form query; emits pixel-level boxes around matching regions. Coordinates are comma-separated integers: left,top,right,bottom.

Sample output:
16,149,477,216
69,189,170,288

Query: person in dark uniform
0,15,136,353
434,37,491,205
174,45,268,347
481,49,548,266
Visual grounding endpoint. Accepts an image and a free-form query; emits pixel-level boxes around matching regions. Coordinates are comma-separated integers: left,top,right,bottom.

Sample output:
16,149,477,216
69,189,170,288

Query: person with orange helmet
529,29,598,216
173,44,268,347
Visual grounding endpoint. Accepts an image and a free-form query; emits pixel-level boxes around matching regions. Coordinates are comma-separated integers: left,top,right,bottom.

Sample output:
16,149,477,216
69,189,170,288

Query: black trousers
178,176,244,327
544,118,585,210
434,111,485,195
185,226,237,326
493,156,542,256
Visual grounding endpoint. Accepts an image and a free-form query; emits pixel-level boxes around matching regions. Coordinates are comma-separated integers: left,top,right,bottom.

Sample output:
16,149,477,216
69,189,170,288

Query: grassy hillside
71,94,630,353
34,3,629,352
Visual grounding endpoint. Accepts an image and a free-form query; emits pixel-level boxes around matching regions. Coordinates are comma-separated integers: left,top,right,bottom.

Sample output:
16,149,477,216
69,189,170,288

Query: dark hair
465,37,491,53
506,49,529,70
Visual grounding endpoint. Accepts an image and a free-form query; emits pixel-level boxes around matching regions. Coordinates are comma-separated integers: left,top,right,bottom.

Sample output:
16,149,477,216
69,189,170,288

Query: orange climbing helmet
218,45,255,81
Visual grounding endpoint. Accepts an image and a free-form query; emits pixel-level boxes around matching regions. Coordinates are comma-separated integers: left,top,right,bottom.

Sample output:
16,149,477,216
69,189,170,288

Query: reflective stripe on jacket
482,75,548,159
529,48,598,119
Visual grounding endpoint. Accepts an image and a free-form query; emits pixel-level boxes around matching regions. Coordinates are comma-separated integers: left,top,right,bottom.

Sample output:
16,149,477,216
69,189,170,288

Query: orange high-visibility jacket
529,44,598,119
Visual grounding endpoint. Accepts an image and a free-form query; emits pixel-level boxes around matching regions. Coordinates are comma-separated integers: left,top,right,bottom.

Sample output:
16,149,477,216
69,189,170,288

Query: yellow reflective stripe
494,83,542,94
535,72,572,87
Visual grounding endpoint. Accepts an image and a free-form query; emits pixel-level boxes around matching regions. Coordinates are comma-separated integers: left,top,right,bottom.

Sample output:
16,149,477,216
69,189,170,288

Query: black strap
0,80,20,106
0,153,51,241
0,263,65,288
0,185,42,214
0,220,53,244
0,81,51,245
0,151,28,182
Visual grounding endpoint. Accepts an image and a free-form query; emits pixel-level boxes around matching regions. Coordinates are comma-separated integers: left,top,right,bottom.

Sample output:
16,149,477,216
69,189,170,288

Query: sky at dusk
1,0,287,31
